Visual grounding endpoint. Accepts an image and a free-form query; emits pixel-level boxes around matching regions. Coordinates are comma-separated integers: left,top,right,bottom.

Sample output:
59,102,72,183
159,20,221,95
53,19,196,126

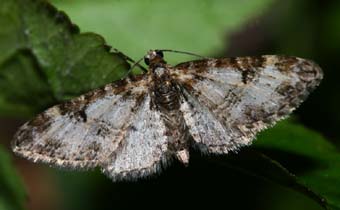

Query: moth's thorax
153,66,167,77
151,65,180,111
151,64,169,78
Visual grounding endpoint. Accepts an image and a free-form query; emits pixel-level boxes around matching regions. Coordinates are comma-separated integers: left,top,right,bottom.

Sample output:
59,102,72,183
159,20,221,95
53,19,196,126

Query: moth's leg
112,48,148,73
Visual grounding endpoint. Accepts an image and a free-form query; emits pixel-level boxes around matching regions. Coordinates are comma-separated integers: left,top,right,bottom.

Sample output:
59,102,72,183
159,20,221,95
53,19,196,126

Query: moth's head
144,50,165,66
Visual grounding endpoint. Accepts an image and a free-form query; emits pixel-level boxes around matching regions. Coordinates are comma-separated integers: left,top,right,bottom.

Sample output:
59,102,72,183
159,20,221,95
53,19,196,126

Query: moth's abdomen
151,70,190,156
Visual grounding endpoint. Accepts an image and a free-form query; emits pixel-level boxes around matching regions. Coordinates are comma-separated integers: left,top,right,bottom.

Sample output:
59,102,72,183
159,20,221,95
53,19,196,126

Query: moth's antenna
122,56,146,78
112,48,148,73
156,49,209,59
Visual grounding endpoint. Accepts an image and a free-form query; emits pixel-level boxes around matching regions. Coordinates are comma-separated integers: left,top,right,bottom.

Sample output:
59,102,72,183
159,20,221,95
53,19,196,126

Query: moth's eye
156,50,164,58
144,57,150,65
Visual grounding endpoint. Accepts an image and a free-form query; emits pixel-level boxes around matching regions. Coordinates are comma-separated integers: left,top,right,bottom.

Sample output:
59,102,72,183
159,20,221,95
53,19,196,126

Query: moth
12,50,323,181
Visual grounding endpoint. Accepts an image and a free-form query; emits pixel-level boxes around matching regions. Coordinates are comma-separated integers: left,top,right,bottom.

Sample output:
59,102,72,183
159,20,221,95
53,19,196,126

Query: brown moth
12,50,323,181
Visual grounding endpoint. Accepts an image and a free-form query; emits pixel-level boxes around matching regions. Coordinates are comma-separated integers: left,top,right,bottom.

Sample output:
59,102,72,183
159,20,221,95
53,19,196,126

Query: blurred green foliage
0,0,340,210
52,0,273,63
256,121,340,209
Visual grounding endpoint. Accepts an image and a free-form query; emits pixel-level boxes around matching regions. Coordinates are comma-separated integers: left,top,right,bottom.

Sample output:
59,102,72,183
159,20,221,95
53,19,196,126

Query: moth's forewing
12,75,170,179
173,56,323,153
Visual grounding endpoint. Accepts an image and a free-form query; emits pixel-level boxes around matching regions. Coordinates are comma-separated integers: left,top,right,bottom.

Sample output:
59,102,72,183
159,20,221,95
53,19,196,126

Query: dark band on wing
175,56,267,84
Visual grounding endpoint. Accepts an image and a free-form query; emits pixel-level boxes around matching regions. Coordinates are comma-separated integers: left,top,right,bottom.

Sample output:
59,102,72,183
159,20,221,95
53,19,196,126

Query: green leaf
205,120,340,210
51,0,274,63
0,50,55,117
0,0,130,116
252,120,340,210
0,145,26,210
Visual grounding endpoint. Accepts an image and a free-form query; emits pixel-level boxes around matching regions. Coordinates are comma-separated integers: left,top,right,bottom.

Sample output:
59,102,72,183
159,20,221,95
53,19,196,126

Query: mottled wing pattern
103,94,169,180
12,75,169,177
173,55,323,153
